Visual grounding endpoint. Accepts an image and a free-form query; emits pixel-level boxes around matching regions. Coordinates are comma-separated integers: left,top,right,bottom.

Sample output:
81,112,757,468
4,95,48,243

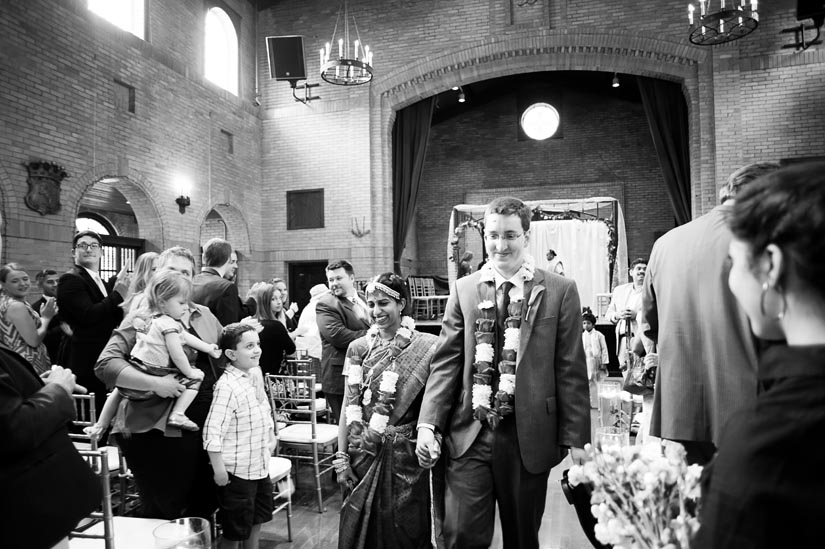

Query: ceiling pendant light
319,0,373,86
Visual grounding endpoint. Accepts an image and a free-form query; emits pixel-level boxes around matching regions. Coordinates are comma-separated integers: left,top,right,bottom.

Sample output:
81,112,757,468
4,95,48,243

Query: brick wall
1,0,824,287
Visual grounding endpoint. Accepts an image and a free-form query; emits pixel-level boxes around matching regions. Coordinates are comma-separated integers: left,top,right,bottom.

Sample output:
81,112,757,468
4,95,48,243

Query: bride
334,272,442,549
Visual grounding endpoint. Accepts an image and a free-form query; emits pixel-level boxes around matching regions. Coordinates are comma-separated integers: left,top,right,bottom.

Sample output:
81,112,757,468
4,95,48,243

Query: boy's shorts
217,474,274,541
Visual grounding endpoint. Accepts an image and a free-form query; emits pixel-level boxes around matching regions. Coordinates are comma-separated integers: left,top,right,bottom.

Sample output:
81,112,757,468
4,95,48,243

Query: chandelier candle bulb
338,38,343,57
688,4,694,25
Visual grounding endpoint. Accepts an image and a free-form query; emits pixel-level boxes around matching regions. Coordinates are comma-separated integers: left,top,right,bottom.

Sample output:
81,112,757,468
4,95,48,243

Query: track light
612,73,620,88
458,87,466,103
451,86,459,91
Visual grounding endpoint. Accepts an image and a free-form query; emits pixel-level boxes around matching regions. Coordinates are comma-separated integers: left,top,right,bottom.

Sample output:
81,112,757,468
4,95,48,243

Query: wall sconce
175,194,191,214
174,176,191,214
612,73,620,88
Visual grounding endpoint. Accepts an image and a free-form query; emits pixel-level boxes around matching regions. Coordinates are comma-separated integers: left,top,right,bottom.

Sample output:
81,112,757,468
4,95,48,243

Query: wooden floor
258,411,601,549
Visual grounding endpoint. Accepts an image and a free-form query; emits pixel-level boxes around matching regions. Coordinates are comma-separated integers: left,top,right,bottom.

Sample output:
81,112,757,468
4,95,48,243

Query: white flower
396,327,412,340
368,413,389,434
363,388,373,406
499,373,516,394
475,343,495,363
471,384,492,410
379,371,399,394
516,254,536,282
503,327,520,350
347,363,362,385
477,300,494,310
367,324,380,337
345,405,363,425
400,315,415,331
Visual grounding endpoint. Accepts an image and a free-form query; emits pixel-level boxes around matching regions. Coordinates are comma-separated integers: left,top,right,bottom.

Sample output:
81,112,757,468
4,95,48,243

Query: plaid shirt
203,365,273,480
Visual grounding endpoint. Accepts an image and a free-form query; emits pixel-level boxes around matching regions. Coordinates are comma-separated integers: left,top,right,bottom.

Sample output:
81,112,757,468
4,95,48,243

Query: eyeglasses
75,243,101,251
484,232,524,242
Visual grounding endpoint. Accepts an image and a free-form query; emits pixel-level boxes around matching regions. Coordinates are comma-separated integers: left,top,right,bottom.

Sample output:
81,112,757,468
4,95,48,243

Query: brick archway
198,203,252,258
368,30,716,271
73,163,164,251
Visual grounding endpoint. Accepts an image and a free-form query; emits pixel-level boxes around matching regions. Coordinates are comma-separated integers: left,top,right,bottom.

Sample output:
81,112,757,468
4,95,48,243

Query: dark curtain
637,77,692,225
392,97,436,273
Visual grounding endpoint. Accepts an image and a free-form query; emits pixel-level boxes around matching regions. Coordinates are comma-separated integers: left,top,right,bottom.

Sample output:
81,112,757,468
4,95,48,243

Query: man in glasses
417,196,590,549
57,230,131,412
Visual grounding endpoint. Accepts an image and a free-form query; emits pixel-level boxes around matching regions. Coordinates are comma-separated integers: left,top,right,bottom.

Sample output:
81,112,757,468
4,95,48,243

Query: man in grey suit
316,260,370,422
640,162,780,465
416,197,590,549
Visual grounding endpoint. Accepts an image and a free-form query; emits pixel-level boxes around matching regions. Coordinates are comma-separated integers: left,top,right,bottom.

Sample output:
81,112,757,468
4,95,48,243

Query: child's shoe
168,412,199,431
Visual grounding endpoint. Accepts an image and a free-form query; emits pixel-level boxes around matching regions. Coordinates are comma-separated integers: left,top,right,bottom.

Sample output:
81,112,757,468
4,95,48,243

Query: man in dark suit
192,238,242,326
31,268,71,366
316,260,371,422
640,162,780,465
416,197,590,549
57,230,131,412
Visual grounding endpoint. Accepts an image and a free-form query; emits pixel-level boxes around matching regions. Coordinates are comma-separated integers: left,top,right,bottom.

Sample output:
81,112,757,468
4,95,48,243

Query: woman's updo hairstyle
367,272,411,315
0,263,25,284
727,161,825,303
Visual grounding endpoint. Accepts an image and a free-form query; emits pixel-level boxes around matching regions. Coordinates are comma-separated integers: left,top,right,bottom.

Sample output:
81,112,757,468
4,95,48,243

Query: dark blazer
315,292,370,395
192,267,242,327
57,266,124,384
0,346,100,549
31,296,68,366
418,268,590,474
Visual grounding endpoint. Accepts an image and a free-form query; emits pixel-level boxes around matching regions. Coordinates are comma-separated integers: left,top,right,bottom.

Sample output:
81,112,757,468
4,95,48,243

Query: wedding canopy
447,198,629,311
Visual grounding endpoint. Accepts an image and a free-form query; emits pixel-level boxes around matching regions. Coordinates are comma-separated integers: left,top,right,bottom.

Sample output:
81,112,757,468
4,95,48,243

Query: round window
520,102,560,140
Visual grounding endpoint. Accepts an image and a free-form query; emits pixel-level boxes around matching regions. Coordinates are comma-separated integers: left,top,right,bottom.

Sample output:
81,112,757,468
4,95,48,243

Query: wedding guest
58,230,131,412
694,161,825,547
606,258,647,374
121,251,158,314
416,196,590,549
0,263,56,374
582,307,608,408
317,260,371,422
0,349,101,549
192,238,242,326
270,277,298,331
640,163,780,465
546,248,565,276
248,282,295,375
32,269,70,365
334,273,441,548
96,246,223,520
289,283,328,370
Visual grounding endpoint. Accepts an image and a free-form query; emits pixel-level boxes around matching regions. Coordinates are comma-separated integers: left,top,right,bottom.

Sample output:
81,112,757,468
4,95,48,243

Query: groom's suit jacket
419,267,590,474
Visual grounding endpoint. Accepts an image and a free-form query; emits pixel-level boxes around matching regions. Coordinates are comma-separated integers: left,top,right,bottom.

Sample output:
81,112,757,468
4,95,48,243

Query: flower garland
344,316,415,455
471,255,535,429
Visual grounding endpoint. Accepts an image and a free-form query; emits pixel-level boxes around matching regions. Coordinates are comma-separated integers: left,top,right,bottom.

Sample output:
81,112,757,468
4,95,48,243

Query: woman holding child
334,272,442,549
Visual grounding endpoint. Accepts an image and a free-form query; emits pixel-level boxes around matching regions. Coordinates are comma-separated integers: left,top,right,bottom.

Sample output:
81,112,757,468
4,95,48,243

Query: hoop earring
760,282,786,320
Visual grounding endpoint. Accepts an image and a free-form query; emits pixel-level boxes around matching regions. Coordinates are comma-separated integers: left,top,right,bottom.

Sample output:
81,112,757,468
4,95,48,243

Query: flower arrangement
471,255,535,429
567,442,703,549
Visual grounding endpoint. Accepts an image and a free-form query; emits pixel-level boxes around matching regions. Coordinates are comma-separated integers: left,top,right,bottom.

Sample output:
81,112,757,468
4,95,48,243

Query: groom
416,196,590,549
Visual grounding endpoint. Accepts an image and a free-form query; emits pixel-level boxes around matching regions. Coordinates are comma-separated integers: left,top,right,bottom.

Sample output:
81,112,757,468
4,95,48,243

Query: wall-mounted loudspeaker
797,0,825,24
266,36,306,82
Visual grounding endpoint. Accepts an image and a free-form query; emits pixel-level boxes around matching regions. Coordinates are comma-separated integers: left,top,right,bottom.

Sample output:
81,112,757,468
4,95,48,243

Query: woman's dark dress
258,318,296,375
694,345,825,547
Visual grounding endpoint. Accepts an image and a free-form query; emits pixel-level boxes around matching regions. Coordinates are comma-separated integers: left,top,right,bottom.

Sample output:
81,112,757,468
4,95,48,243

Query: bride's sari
338,329,443,549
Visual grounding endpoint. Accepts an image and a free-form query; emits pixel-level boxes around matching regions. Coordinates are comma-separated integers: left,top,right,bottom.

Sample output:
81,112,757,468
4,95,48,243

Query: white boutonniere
525,284,545,324
478,300,494,310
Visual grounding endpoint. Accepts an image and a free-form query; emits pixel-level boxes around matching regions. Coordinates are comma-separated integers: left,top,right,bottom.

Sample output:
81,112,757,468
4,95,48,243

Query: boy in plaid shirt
204,323,277,548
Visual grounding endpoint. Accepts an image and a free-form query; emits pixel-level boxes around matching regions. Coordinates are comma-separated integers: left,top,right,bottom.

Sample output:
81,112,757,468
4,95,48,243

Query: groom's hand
416,427,440,469
569,447,587,465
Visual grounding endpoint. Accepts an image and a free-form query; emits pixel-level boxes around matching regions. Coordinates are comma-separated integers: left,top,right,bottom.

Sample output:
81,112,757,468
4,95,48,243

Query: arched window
76,213,115,236
205,7,239,96
87,0,145,40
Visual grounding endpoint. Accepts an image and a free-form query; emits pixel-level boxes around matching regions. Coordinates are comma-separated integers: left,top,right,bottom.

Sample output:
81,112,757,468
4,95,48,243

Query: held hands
644,352,659,372
569,447,587,465
333,452,359,488
39,297,57,321
415,428,441,469
208,344,223,359
619,307,635,320
42,365,81,396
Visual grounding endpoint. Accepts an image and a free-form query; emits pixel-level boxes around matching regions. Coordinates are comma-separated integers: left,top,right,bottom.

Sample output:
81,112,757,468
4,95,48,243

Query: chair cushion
269,456,292,480
72,443,120,472
279,423,338,445
296,398,327,412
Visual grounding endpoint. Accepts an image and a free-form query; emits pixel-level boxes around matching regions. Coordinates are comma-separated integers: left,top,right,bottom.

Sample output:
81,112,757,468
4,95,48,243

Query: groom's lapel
517,270,546,368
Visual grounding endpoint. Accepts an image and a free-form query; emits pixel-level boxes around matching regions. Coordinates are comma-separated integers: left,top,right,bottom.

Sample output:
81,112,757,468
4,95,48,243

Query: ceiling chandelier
319,0,373,86
687,0,759,46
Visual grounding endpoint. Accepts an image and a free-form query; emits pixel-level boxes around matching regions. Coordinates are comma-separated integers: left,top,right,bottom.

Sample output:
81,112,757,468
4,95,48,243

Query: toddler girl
86,269,222,436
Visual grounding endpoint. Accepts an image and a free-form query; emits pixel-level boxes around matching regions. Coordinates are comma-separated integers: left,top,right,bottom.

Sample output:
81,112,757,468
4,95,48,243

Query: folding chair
286,358,330,423
70,393,121,475
266,374,338,513
422,277,449,318
269,456,293,541
409,276,433,320
68,449,166,549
